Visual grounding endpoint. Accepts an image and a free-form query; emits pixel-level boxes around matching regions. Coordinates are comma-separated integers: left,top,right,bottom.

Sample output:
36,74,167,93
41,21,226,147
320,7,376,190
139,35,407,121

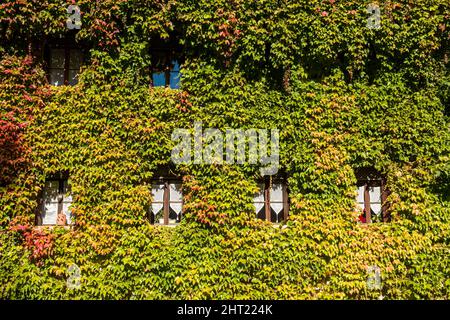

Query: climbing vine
0,0,449,299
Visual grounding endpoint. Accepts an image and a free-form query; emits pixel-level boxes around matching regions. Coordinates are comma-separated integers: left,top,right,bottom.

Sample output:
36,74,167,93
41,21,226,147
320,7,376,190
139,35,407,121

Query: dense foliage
0,0,449,299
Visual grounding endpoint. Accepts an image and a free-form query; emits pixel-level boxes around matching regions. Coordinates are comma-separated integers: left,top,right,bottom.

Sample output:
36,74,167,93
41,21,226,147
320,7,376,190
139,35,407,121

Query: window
253,176,289,223
45,39,83,86
149,179,183,225
151,56,181,89
356,170,389,223
37,179,73,226
150,37,182,89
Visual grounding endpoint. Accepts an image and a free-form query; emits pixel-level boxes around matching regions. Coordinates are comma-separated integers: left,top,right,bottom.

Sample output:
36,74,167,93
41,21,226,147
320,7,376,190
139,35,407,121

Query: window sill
272,223,288,229
253,219,288,228
151,224,180,228
357,221,387,227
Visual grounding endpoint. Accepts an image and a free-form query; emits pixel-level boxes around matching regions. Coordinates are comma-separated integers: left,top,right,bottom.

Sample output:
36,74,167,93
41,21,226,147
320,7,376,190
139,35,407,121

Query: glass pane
169,183,182,202
357,186,365,211
169,71,181,89
169,202,182,215
49,69,64,86
151,184,165,202
42,181,60,225
151,183,164,222
169,59,181,89
256,206,265,220
42,202,58,225
270,208,283,223
169,207,181,224
270,184,283,201
63,180,72,202
68,69,79,86
369,186,381,203
369,185,381,215
169,183,182,219
50,48,65,68
44,181,59,202
62,180,73,224
151,206,164,224
254,184,265,214
151,203,163,217
270,203,283,214
152,72,166,87
270,183,283,214
62,202,73,225
171,60,180,72
371,203,382,215
69,49,82,69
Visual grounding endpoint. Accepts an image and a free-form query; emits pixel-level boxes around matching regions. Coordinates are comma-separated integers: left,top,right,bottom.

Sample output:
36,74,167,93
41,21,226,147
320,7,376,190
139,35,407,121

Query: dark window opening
44,35,84,86
150,37,182,89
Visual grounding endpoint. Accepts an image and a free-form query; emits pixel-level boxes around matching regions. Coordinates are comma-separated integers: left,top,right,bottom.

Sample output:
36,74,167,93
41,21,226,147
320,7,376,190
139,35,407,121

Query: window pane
169,207,181,224
42,202,58,225
256,207,265,220
169,71,181,89
169,183,182,223
253,183,265,215
50,49,65,68
62,180,73,224
44,181,59,202
369,185,381,202
151,184,165,202
371,203,382,215
68,69,79,86
369,185,381,215
271,208,283,223
270,183,283,201
356,185,365,211
151,206,164,224
270,183,284,223
169,203,182,217
42,181,59,225
68,49,82,86
63,180,72,202
62,202,73,225
270,183,283,214
49,69,64,86
152,72,166,87
171,60,180,72
169,183,182,202
69,49,82,69
151,183,164,221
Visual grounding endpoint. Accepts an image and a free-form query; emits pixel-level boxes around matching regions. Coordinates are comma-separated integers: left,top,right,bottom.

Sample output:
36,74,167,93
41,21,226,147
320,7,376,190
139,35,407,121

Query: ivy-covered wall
0,0,449,299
